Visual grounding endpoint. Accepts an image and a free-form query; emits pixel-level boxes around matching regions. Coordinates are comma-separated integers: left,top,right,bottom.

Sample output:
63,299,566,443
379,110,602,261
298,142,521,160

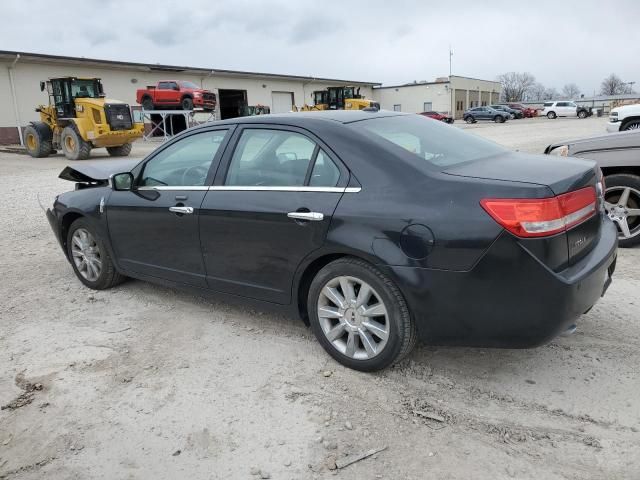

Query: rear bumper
385,218,618,347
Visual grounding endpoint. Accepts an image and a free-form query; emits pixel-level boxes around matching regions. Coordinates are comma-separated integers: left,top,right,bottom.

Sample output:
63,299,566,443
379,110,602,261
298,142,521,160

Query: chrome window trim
136,186,361,193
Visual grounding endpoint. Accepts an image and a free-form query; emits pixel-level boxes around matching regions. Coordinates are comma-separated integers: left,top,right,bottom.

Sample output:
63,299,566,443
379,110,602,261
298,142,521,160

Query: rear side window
544,102,554,107
351,115,506,168
225,129,339,187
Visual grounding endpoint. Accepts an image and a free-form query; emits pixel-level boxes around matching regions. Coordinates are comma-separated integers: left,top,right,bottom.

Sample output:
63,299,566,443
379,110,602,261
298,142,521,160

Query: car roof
191,109,406,130
547,129,640,152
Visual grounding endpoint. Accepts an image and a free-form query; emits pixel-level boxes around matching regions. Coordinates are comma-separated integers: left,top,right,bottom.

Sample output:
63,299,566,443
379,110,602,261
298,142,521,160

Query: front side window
180,81,200,89
71,80,100,99
140,130,227,187
225,129,318,187
351,114,506,168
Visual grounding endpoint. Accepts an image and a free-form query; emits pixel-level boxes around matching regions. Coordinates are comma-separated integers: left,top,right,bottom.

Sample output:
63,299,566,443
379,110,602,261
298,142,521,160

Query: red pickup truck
136,80,217,111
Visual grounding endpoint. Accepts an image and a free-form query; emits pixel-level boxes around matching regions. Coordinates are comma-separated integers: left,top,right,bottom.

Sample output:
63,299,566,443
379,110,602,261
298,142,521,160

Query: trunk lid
445,152,602,267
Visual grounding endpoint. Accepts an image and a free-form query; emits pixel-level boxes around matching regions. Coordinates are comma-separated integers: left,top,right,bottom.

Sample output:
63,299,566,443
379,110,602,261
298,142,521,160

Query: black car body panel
46,111,617,348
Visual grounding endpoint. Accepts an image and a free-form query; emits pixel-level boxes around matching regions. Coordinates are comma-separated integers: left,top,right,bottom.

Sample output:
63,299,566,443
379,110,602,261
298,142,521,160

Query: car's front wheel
604,174,640,247
308,257,416,371
578,110,588,119
67,218,125,289
465,116,475,124
622,120,640,131
494,115,505,123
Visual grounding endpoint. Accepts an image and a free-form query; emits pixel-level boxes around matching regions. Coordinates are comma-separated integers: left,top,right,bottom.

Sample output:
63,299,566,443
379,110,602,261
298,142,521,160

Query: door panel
106,129,230,286
199,190,343,303
108,189,208,286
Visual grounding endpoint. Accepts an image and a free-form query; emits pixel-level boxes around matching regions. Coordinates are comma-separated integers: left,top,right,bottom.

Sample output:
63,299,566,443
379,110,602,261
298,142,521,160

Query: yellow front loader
24,77,144,160
297,86,380,112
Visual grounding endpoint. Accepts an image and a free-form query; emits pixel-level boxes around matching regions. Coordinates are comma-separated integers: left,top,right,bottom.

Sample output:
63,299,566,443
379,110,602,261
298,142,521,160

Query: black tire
307,257,416,372
61,126,91,160
578,110,588,119
622,120,640,131
106,144,133,157
66,218,126,290
603,174,640,248
181,97,194,110
464,116,475,124
24,123,52,158
547,111,557,119
494,115,505,123
142,97,154,110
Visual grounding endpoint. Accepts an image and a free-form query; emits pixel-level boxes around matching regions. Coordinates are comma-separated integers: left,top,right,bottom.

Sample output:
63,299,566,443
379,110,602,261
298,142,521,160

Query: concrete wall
0,58,375,144
372,82,450,113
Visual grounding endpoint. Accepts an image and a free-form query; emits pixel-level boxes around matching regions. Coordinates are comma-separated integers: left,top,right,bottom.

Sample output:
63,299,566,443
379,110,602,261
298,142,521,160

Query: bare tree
498,72,536,102
527,82,547,101
544,87,560,100
600,74,632,95
562,83,581,99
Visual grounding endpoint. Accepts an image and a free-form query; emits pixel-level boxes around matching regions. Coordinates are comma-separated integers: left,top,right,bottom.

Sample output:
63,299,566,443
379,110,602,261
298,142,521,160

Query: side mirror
110,172,134,191
40,81,45,92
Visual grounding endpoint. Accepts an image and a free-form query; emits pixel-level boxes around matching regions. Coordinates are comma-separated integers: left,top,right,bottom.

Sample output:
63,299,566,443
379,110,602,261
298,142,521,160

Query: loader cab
313,90,328,107
41,77,105,118
326,86,362,109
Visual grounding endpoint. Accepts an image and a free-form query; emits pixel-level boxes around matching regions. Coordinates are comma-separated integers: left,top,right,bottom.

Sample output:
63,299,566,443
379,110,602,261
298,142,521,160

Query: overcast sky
2,0,638,94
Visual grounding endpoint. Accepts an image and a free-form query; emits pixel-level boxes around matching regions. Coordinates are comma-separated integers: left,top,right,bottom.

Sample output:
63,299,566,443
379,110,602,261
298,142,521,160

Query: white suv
541,101,592,119
607,104,640,132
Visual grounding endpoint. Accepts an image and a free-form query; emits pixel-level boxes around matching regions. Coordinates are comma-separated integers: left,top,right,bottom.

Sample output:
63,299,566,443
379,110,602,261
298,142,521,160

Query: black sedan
47,111,617,371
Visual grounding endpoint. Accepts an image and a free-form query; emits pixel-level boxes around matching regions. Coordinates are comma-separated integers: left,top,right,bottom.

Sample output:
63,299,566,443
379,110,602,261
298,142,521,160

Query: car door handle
169,206,194,214
287,211,324,221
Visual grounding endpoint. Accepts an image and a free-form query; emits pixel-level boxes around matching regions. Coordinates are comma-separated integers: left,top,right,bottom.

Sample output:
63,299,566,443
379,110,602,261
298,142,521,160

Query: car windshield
351,114,506,168
180,81,200,89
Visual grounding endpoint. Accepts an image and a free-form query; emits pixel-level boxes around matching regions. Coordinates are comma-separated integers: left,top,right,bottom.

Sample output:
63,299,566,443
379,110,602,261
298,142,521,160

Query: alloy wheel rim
627,123,640,130
604,186,640,240
71,228,102,281
317,276,389,360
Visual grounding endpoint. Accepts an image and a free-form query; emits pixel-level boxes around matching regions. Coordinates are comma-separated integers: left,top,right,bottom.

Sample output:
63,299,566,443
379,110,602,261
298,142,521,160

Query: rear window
350,114,506,168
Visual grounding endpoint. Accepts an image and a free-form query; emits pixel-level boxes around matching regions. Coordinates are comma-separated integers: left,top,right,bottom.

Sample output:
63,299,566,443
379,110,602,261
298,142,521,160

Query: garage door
272,92,294,113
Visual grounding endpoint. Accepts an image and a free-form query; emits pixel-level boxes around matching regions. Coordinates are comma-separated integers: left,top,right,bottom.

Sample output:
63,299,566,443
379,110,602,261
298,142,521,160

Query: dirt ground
1,116,639,480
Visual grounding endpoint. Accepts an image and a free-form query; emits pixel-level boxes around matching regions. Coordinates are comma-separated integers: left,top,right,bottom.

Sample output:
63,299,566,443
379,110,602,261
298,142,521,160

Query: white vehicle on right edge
607,104,640,132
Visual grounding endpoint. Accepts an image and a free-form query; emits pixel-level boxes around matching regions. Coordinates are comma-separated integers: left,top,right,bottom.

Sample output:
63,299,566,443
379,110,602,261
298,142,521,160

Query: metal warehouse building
1,50,501,145
0,50,379,145
374,76,502,119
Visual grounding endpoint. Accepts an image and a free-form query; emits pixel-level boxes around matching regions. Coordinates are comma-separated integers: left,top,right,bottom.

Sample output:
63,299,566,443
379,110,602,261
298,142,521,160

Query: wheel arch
601,166,640,179
294,251,380,324
60,211,85,259
620,116,640,130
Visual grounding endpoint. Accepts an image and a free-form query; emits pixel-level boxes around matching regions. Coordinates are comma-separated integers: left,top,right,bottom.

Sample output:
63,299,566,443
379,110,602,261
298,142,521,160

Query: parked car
545,129,640,247
46,111,616,371
606,104,640,132
506,103,537,118
419,111,454,123
490,105,523,119
463,106,510,123
542,101,592,119
136,80,217,111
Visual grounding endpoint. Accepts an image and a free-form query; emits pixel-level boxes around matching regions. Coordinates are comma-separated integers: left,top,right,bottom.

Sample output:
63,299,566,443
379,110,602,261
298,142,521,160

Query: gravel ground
1,116,639,480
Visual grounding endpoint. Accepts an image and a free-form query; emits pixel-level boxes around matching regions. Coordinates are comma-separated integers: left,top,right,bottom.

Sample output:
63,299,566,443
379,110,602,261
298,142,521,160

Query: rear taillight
481,186,597,238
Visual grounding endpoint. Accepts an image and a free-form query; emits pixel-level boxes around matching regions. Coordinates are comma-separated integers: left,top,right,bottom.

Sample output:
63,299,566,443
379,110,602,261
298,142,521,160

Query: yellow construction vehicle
298,86,379,111
24,77,144,160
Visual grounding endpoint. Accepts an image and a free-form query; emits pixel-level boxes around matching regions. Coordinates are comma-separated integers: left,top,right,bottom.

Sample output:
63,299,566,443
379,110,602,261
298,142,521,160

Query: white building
372,75,502,119
0,50,379,144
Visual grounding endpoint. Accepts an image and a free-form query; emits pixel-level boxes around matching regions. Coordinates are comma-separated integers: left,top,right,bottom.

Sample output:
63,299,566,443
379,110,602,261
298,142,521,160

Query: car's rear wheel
547,111,557,119
308,257,416,371
142,97,154,110
494,115,505,123
622,120,640,131
578,110,588,119
465,116,475,124
67,218,125,289
604,174,640,247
